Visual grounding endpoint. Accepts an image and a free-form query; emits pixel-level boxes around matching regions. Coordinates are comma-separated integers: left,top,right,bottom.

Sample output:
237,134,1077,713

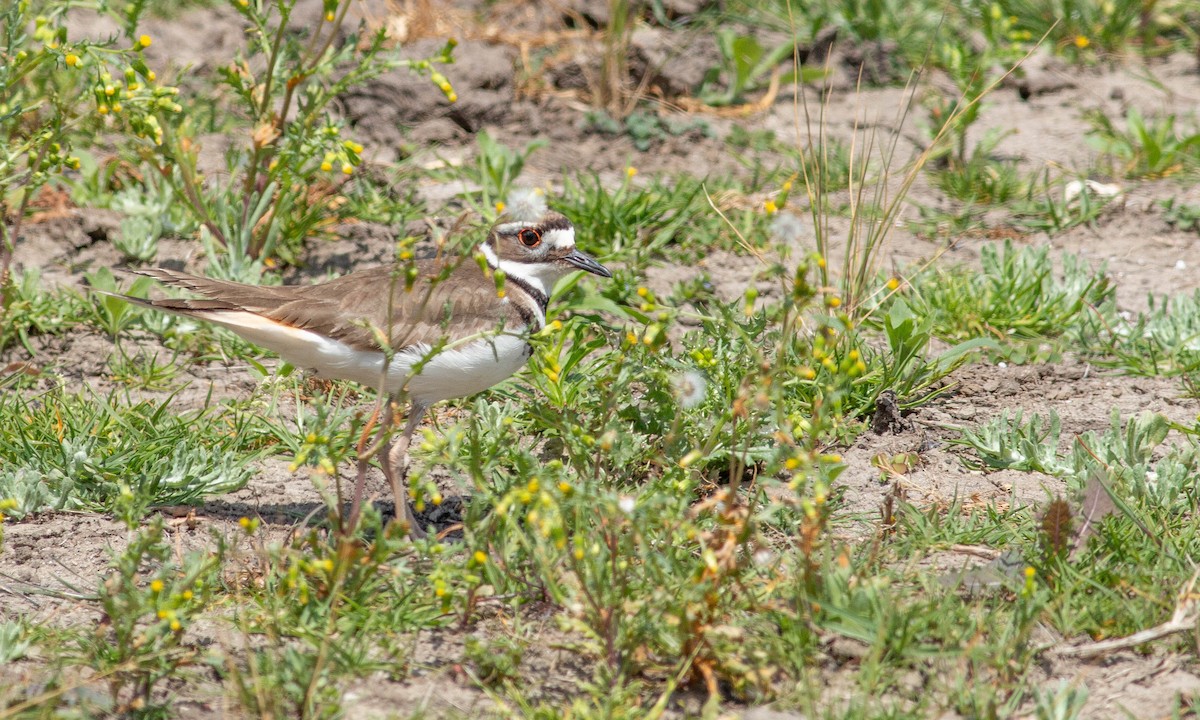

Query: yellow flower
170,619,182,632
341,162,353,175
826,295,842,309
764,199,778,214
64,53,79,67
97,104,109,115
495,201,506,213
138,34,152,48
473,550,487,564
181,590,193,600
626,166,638,178
324,10,335,21
1074,35,1090,49
150,580,164,593
886,277,900,291
320,160,332,172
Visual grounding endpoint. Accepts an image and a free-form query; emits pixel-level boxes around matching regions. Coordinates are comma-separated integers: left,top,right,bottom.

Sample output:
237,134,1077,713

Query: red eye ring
518,228,541,247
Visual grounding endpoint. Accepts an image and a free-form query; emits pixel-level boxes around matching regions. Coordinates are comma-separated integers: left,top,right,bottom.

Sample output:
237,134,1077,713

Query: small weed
950,410,1066,474
84,267,157,338
930,134,1028,205
445,130,546,215
464,634,524,687
1013,169,1112,233
697,30,795,106
145,0,454,274
904,242,1113,347
76,518,226,715
0,268,86,354
1075,289,1200,376
1160,197,1200,233
583,109,713,152
0,0,171,294
555,171,708,267
0,388,258,521
1086,108,1200,179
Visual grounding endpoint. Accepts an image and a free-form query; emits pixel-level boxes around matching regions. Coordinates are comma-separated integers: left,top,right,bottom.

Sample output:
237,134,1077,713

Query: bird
109,211,611,536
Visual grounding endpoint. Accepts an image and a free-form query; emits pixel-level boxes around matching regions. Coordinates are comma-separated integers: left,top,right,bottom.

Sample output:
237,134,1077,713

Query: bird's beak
563,249,612,278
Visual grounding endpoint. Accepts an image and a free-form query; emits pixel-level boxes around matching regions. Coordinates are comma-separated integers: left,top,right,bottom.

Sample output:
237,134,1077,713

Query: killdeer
111,211,611,536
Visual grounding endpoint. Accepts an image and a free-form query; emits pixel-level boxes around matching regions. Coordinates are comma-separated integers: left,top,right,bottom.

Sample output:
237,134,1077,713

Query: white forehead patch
542,227,575,250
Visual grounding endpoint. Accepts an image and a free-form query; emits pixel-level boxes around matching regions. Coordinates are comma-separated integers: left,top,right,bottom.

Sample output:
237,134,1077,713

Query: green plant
84,266,156,338
904,241,1113,346
993,0,1192,59
464,634,524,687
1013,169,1112,233
0,620,32,664
459,130,546,214
75,517,226,715
930,133,1028,205
0,0,174,314
0,267,85,353
585,109,713,151
697,30,796,106
950,410,1067,474
1160,197,1200,233
1086,107,1200,179
1074,289,1200,376
555,170,707,267
107,165,195,262
147,0,454,278
0,387,257,521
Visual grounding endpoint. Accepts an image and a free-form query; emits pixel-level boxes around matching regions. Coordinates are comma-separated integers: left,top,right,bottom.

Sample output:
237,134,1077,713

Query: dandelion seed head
618,495,636,515
769,211,807,245
504,186,547,221
672,370,707,409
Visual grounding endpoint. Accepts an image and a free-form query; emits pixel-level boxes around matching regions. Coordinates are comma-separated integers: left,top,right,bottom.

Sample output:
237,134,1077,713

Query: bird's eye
518,228,541,247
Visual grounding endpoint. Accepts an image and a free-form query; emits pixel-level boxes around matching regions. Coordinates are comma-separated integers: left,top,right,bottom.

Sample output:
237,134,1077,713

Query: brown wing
133,259,522,353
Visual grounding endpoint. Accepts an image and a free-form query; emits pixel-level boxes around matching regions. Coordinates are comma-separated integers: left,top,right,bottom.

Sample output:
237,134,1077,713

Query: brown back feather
134,260,529,353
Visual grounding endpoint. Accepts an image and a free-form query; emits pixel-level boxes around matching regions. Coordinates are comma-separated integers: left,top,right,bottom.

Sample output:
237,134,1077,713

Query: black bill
563,249,612,278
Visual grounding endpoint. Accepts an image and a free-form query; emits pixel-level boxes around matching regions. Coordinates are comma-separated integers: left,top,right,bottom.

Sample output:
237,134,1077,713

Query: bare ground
4,1,1200,717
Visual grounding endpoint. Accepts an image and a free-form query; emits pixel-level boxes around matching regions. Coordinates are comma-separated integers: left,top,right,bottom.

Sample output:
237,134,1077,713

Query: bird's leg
379,401,428,539
346,401,392,533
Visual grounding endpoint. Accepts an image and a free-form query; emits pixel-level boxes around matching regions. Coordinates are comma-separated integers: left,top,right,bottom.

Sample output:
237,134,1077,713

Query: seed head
504,187,547,221
672,370,707,409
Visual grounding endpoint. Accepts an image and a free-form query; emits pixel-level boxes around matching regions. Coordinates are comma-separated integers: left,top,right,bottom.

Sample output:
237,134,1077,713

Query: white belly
385,333,532,404
196,311,531,404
